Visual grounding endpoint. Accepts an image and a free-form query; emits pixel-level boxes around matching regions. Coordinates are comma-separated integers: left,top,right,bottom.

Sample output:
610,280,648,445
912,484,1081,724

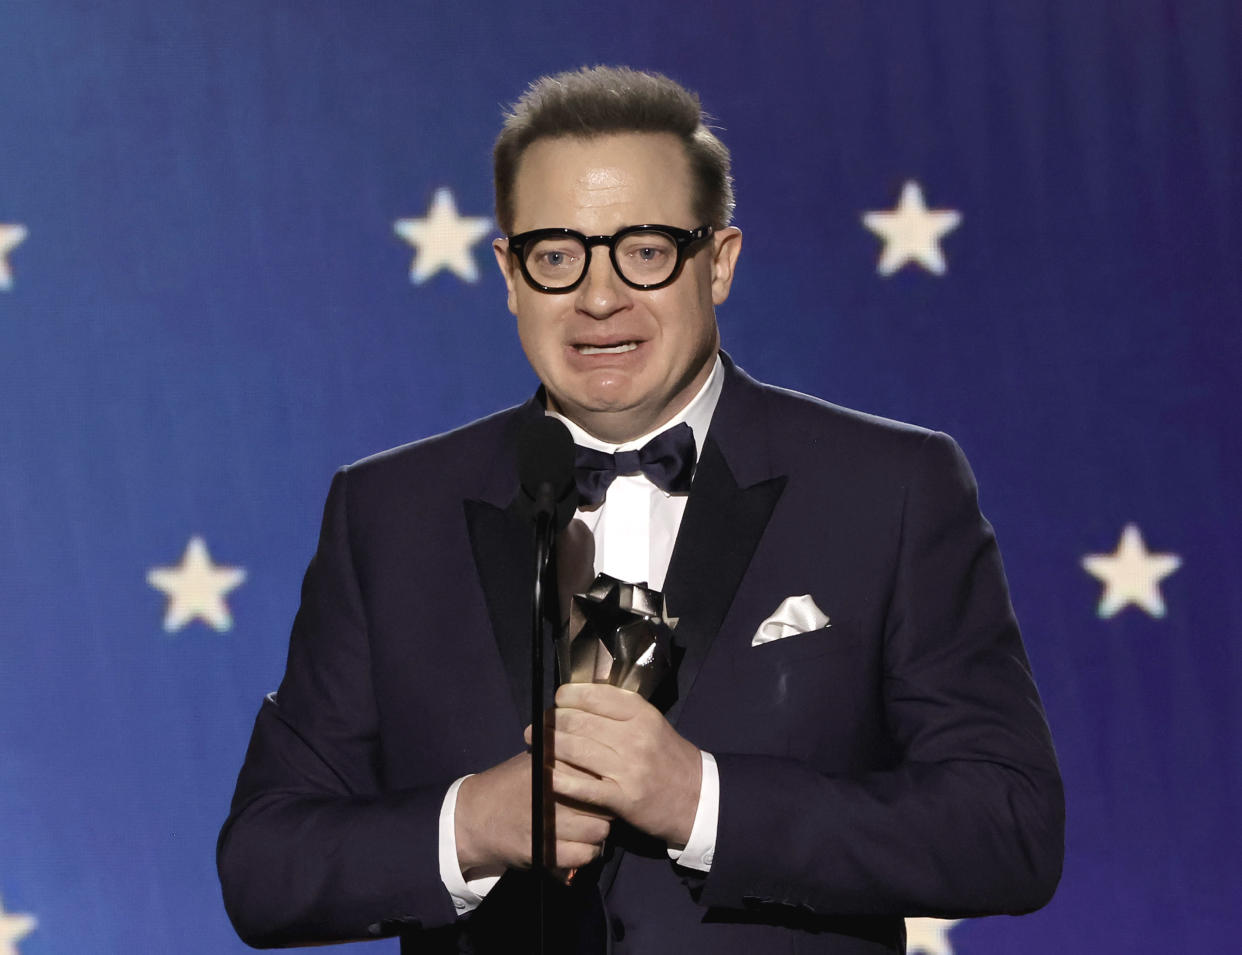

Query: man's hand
529,683,703,848
454,752,611,881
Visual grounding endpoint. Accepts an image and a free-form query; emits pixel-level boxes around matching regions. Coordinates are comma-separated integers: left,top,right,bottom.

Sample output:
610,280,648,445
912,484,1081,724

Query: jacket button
611,917,626,941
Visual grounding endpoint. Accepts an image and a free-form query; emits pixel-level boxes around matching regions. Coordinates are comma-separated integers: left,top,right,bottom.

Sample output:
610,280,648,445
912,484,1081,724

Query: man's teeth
577,342,638,355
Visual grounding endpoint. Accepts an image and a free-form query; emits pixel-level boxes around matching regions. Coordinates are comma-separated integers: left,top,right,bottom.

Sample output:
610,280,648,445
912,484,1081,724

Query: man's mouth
574,341,639,355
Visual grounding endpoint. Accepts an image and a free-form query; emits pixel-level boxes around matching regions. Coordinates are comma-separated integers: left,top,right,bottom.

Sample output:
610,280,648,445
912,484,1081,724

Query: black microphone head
516,416,579,528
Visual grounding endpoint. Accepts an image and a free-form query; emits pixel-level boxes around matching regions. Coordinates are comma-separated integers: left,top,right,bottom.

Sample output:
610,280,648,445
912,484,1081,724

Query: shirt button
702,850,714,866
453,899,467,911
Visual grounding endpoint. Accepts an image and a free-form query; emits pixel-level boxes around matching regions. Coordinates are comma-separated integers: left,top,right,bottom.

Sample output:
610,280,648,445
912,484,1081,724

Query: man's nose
574,248,628,319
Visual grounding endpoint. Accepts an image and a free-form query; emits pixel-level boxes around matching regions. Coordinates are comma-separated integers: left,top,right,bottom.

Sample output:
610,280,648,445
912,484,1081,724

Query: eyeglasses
505,224,714,293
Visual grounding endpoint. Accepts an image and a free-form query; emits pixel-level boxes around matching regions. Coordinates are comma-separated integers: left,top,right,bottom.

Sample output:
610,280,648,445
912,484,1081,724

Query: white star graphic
0,223,28,291
147,536,247,632
1082,523,1182,618
0,896,36,955
394,187,492,284
905,917,962,955
862,181,961,276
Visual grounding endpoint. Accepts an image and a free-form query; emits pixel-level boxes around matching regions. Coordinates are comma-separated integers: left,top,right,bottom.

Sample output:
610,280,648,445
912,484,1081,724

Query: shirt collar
549,353,724,464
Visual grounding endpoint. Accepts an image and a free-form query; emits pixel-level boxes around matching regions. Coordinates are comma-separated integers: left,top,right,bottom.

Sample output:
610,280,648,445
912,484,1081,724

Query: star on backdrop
394,187,492,284
147,536,247,632
904,917,962,955
0,897,36,955
862,181,961,276
1082,523,1182,618
0,223,28,291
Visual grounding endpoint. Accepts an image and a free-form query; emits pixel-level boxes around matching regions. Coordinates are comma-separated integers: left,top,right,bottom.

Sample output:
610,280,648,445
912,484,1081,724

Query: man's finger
550,764,620,812
550,804,611,845
547,728,624,777
552,789,612,819
554,682,643,720
548,706,632,753
551,839,605,873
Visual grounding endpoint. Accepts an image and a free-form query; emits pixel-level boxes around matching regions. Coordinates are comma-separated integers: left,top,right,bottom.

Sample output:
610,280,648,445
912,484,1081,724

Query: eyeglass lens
523,230,679,289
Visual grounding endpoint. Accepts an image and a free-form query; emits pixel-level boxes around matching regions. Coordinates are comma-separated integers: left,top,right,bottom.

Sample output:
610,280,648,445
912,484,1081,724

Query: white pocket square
751,594,831,646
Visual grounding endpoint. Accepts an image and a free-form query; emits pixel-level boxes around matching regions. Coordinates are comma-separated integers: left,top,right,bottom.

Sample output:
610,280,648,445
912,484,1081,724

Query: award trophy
556,573,677,700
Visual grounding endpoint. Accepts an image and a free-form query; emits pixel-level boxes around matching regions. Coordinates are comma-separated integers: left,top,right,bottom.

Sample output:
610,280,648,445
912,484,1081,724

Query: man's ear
709,227,742,306
492,237,519,316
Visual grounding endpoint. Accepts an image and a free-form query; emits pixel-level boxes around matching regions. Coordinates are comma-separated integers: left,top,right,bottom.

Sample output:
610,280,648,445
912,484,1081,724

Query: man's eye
533,248,577,269
618,235,674,267
628,246,669,264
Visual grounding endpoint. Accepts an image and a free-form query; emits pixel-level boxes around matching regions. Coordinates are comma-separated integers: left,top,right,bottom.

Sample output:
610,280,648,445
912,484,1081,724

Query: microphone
516,416,579,529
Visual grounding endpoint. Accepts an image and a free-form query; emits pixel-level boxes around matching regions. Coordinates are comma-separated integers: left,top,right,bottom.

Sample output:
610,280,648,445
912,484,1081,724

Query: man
218,67,1064,954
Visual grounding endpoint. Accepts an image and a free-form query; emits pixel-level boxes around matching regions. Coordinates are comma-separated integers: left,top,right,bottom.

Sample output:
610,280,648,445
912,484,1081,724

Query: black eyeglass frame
505,223,715,293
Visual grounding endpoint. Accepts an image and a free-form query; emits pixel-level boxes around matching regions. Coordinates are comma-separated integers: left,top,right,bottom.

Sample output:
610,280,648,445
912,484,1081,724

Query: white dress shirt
439,356,726,912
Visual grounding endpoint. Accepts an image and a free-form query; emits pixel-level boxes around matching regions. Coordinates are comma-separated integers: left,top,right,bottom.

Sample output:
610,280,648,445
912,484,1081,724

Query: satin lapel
599,358,787,898
661,437,786,727
463,395,547,729
464,498,537,728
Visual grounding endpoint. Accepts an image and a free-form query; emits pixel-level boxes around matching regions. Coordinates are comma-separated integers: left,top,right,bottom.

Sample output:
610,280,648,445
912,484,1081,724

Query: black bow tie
573,422,697,506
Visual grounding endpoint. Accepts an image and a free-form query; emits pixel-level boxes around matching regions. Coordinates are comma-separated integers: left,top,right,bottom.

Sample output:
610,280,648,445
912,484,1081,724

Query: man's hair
493,66,735,234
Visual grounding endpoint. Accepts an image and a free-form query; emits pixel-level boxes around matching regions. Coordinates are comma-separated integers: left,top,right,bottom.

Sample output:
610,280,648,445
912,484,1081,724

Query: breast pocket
717,623,878,760
750,624,845,663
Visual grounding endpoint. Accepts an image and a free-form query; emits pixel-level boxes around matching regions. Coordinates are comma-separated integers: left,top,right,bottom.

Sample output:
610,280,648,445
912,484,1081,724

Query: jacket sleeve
217,466,460,946
700,431,1065,918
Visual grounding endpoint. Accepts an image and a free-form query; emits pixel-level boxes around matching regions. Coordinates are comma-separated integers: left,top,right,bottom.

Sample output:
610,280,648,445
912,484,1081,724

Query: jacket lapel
599,358,786,898
463,395,549,729
661,367,787,726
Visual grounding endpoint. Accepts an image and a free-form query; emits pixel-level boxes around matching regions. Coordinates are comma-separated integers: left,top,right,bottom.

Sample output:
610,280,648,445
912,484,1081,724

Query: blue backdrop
0,2,1238,952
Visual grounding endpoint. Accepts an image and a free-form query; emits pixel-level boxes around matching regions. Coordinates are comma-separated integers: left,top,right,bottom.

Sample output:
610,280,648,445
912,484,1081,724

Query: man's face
494,132,742,444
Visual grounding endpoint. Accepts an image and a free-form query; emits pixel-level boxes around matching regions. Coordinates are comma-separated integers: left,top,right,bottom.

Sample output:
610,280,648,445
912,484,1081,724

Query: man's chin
548,380,643,419
553,396,666,444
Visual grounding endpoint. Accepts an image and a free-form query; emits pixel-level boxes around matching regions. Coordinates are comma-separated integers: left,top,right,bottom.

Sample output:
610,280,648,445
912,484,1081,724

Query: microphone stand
530,487,556,955
517,416,577,955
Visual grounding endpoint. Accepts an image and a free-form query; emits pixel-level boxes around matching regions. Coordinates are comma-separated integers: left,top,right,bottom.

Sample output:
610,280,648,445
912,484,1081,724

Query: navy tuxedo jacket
219,357,1064,953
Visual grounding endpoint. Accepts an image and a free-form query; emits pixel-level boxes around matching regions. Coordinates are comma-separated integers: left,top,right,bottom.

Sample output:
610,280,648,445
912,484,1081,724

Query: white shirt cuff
666,751,718,871
438,775,500,916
